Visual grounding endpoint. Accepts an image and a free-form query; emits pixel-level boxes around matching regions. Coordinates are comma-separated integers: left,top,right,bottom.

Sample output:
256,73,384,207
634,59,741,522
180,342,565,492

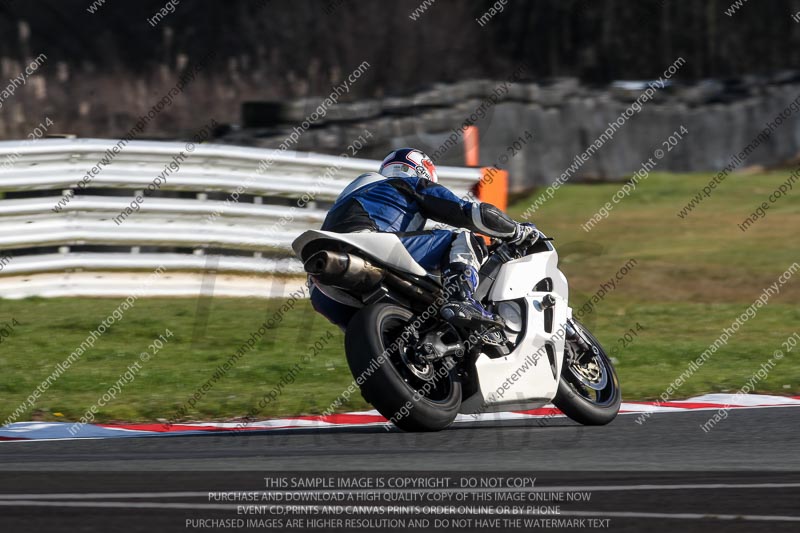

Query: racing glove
509,222,540,246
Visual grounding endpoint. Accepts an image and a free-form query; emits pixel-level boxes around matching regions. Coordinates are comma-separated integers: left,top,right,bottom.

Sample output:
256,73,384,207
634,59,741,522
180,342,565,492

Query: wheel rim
380,314,455,403
564,326,618,407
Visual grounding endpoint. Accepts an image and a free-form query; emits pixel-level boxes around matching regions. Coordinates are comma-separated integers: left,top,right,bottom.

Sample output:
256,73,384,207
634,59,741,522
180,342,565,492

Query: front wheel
553,319,621,425
344,303,462,432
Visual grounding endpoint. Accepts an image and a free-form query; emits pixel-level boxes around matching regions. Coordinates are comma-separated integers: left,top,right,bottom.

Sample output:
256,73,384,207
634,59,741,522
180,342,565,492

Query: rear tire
345,303,461,432
553,320,621,425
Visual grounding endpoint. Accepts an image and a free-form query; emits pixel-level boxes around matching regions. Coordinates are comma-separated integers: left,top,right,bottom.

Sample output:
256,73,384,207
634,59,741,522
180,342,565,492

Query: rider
310,148,538,330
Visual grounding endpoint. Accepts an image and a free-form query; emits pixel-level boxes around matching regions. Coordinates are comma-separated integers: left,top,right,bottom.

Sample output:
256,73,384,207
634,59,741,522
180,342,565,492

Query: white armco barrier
0,139,481,298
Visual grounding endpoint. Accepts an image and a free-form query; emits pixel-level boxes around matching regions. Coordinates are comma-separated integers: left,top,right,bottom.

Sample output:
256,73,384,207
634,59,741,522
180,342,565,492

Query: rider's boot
440,263,503,328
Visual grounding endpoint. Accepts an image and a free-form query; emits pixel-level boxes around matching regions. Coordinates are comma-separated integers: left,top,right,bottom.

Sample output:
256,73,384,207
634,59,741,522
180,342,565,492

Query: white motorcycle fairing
292,230,427,276
293,229,572,414
460,248,571,414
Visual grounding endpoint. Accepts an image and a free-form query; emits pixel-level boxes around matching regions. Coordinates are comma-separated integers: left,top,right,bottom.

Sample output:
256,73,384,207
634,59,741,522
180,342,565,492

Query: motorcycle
292,229,621,431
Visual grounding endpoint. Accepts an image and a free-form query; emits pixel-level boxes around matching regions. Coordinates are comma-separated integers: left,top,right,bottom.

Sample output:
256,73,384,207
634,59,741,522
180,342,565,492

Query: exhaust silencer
304,250,384,291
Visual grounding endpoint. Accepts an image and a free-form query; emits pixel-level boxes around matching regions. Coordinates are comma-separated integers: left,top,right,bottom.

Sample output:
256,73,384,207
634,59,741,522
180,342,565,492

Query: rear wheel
553,319,621,425
345,303,461,432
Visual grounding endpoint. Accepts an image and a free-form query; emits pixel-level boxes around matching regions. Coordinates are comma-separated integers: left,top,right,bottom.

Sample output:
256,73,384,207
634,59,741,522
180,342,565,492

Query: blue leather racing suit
310,173,519,329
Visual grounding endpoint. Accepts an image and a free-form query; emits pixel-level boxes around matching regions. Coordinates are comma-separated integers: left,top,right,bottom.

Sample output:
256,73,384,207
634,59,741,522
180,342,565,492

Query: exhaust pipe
304,250,384,291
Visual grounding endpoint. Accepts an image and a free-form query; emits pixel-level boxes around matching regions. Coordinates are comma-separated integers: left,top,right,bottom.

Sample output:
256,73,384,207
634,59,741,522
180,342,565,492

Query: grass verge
1,170,798,422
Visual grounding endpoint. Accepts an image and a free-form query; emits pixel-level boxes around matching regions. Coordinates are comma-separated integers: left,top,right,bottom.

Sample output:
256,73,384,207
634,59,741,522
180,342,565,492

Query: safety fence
0,139,484,298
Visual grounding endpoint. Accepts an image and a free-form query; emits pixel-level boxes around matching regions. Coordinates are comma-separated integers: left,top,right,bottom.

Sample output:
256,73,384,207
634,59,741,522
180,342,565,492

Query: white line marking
0,500,232,510
1,482,800,500
0,501,798,522
2,402,800,444
0,492,208,500
562,510,800,522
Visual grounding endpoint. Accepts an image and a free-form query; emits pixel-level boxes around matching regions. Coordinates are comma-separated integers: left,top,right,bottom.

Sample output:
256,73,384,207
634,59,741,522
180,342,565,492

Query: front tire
553,319,621,425
345,303,461,432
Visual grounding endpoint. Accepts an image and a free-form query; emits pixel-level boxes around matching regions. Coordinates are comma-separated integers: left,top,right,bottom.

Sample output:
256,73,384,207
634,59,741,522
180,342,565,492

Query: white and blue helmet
379,148,439,183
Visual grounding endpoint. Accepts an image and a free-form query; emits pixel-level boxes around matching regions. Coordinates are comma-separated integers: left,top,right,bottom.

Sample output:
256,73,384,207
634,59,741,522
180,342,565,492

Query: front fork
565,319,596,364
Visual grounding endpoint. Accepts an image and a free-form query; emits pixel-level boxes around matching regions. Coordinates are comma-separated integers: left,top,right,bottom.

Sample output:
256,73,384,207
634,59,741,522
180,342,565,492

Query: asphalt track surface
0,407,798,532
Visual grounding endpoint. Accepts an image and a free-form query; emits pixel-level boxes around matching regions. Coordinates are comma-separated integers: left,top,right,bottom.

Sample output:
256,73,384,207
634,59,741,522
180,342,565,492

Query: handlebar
488,231,553,260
